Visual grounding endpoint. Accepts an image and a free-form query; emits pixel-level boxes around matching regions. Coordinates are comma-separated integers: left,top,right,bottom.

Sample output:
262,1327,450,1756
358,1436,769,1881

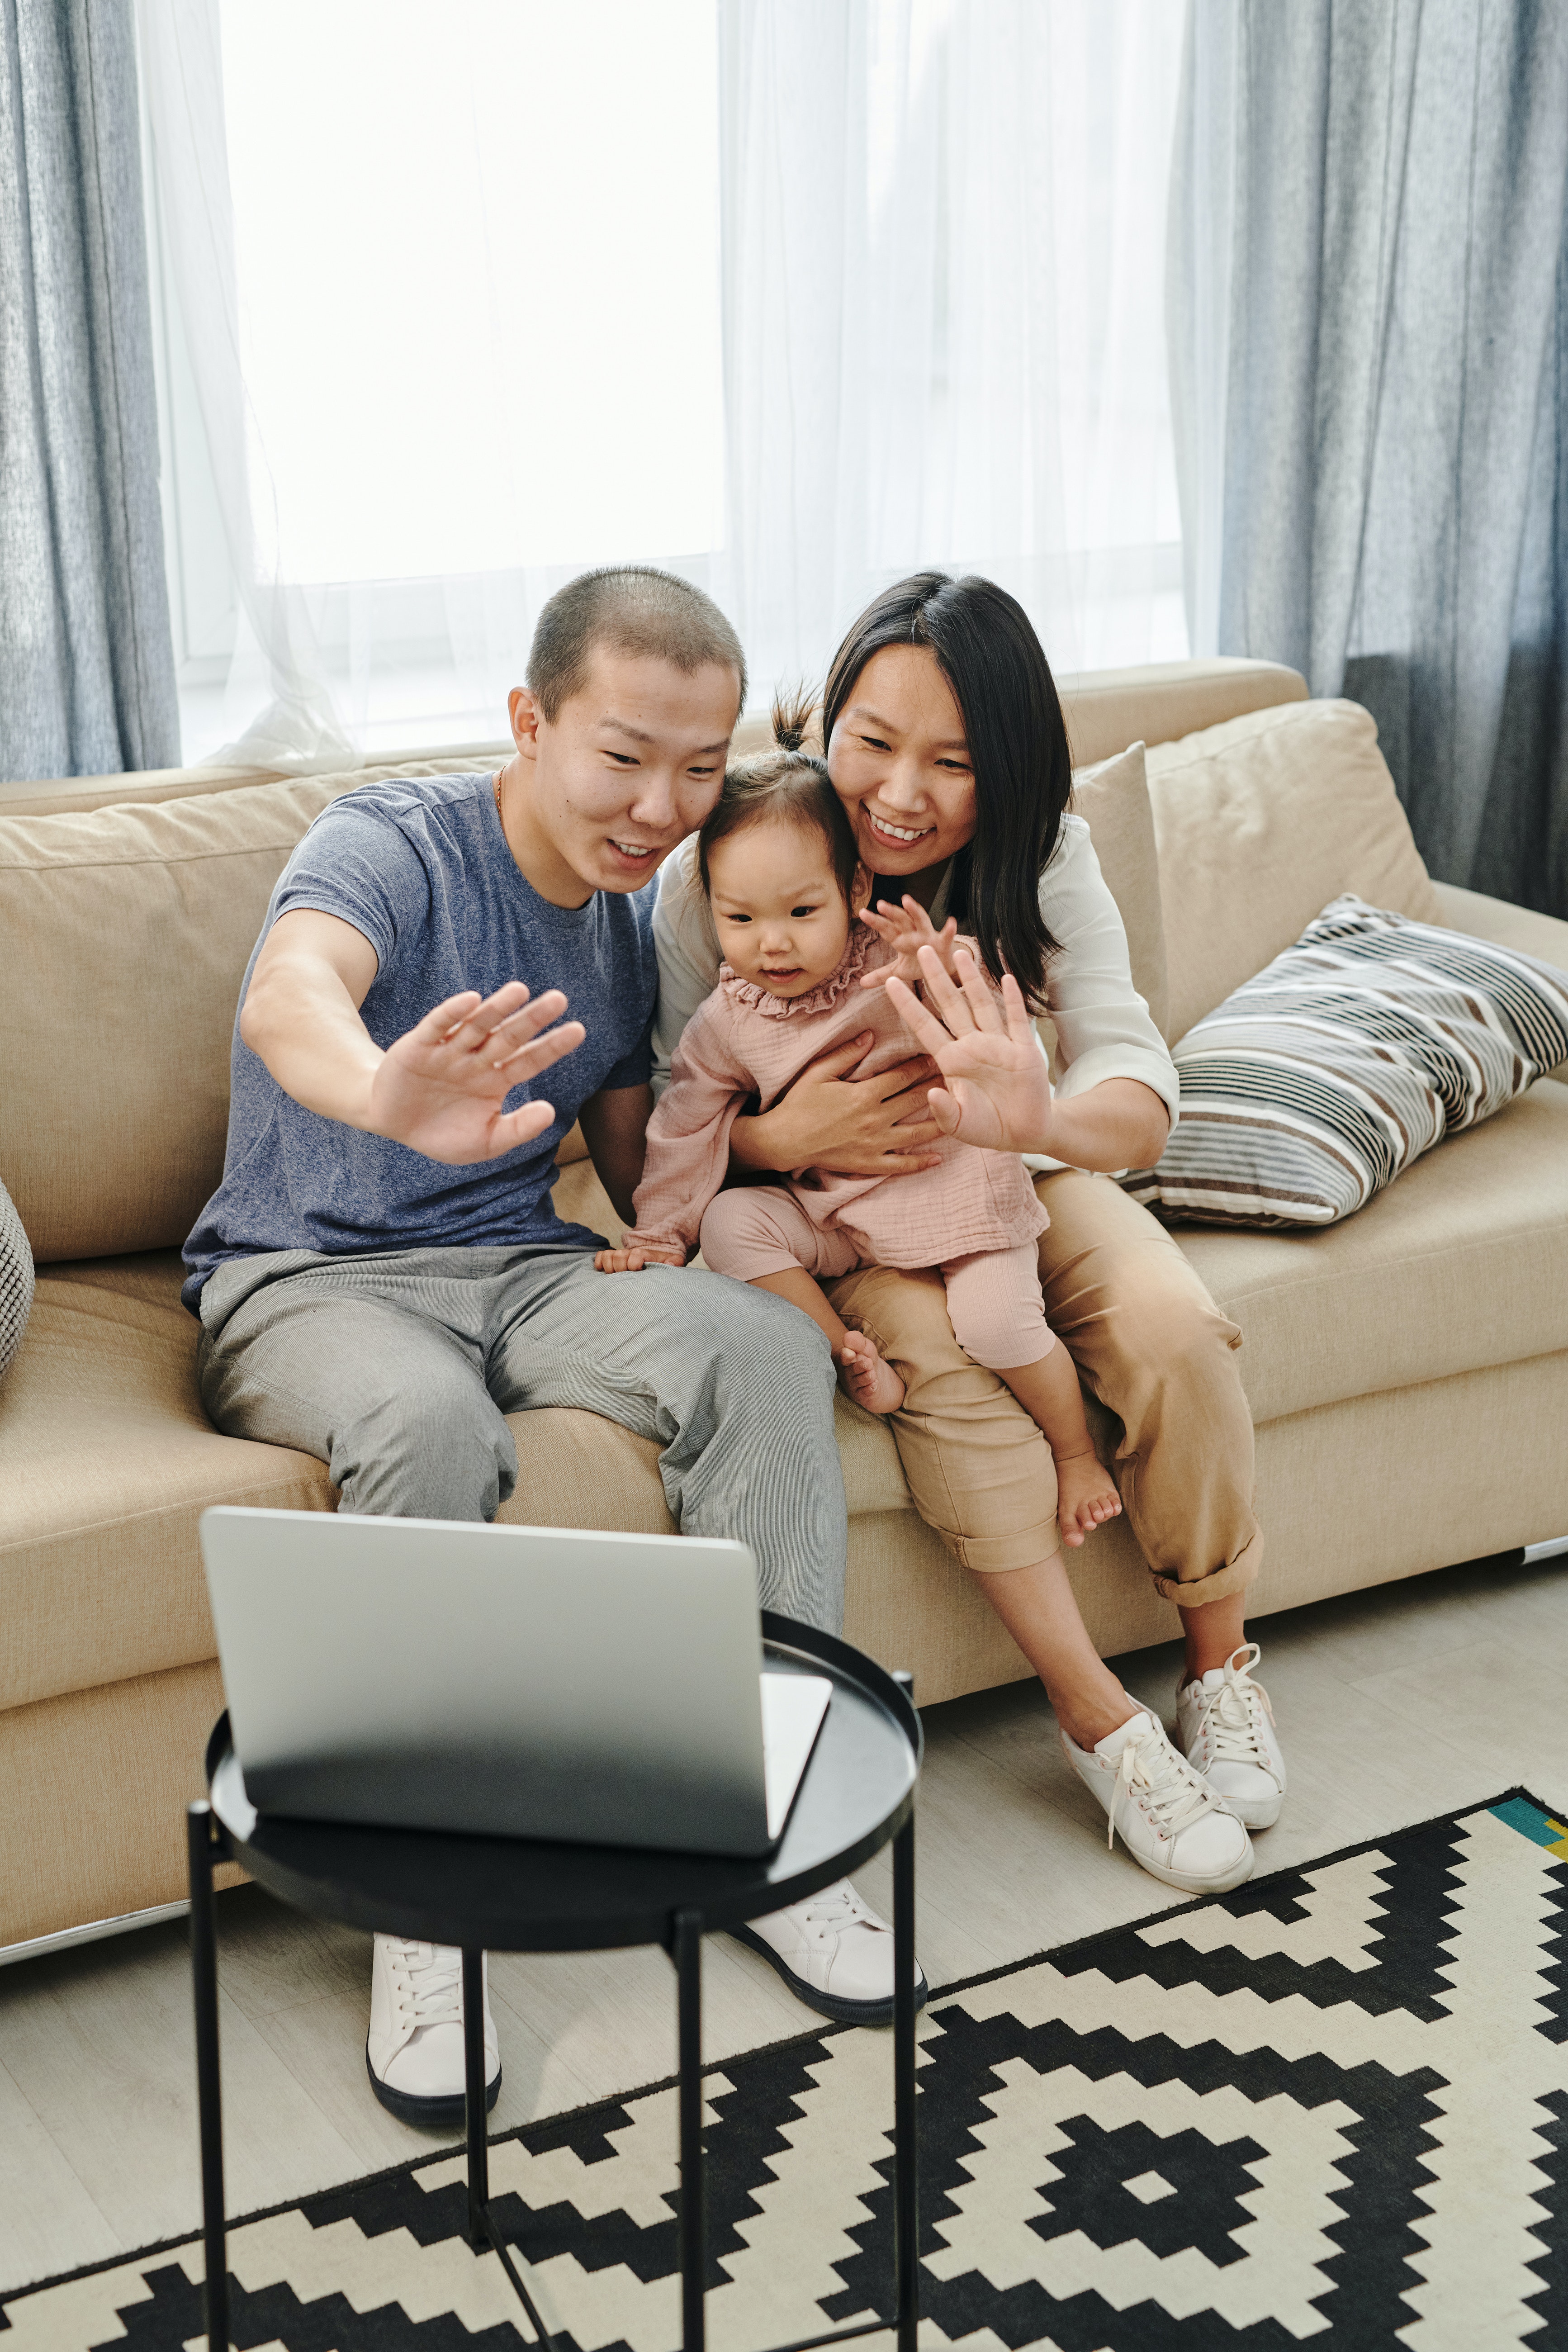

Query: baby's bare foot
838,1330,906,1416
1055,1446,1123,1548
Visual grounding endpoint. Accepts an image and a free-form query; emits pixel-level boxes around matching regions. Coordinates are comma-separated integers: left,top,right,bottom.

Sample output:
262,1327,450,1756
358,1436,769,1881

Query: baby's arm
596,999,753,1273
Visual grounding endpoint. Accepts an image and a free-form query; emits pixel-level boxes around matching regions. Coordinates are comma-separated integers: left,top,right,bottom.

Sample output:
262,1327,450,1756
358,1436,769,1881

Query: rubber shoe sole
728,1925,930,2028
365,2044,501,2128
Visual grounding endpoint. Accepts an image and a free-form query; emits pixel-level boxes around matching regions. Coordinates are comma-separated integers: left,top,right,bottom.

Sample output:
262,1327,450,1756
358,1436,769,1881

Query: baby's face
707,818,854,997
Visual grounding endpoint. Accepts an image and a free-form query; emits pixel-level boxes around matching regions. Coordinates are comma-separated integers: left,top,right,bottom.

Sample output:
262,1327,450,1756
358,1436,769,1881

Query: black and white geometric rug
6,1790,1567,2350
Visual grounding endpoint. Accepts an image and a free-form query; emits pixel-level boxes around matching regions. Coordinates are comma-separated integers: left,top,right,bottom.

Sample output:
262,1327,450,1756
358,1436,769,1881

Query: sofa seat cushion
1176,1077,1568,1425
0,1249,910,1717
0,1256,336,1712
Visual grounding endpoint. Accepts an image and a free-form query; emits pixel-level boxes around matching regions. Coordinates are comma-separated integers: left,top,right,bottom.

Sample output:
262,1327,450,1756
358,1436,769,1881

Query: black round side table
189,1612,922,2352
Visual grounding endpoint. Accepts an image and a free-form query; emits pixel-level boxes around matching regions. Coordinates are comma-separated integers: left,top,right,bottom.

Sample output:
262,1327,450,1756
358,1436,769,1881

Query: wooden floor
4,1543,1567,2295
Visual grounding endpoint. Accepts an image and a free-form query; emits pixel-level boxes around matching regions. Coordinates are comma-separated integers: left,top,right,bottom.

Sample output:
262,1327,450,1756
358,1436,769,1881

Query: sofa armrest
1431,881,1568,1080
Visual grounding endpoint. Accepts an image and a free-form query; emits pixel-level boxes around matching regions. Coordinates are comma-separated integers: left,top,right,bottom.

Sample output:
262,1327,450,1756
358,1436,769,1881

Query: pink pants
698,1185,1054,1373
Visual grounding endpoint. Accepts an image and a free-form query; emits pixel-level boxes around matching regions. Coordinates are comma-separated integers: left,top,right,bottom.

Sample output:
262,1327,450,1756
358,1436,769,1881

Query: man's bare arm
240,910,385,1126
576,1082,654,1226
240,908,586,1166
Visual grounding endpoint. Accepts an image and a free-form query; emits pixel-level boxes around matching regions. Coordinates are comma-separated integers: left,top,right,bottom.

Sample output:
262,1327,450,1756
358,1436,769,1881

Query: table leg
892,1812,919,2352
673,1909,706,2352
463,1949,489,2251
187,1803,228,2352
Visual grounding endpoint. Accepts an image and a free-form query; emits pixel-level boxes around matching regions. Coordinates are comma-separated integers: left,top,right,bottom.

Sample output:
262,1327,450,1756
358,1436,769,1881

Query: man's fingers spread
484,990,572,1055
455,981,532,1037
489,1099,557,1156
420,991,483,1043
493,1019,586,1074
480,987,567,1045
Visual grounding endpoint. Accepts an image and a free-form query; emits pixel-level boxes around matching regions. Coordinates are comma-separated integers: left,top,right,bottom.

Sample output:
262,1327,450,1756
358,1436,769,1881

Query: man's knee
334,1369,516,1521
674,1270,837,1420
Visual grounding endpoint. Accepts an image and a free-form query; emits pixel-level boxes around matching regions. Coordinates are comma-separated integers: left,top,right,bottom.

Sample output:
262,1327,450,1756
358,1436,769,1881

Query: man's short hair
526,566,747,723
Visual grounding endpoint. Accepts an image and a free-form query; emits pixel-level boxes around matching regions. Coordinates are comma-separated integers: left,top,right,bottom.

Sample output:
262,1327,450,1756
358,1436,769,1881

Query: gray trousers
197,1244,847,1634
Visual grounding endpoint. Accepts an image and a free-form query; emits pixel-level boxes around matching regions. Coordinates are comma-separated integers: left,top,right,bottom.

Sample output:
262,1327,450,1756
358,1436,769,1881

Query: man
185,568,914,2126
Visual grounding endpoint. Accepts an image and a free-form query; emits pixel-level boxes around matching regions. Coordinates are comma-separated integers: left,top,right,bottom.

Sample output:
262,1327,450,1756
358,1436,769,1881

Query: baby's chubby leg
697,1190,905,1415
942,1245,1123,1549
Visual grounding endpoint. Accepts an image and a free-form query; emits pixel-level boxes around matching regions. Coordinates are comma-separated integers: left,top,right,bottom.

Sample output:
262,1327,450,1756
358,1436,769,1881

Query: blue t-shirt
182,773,657,1311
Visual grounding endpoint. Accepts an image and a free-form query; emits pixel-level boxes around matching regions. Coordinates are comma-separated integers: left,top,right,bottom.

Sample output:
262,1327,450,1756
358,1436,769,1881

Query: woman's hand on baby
593,1242,686,1272
883,948,1054,1153
859,897,962,991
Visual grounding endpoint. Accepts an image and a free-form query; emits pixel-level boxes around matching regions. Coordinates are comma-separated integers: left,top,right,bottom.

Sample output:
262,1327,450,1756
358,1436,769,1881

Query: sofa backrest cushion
1147,698,1441,1044
0,757,491,1262
1068,743,1169,1038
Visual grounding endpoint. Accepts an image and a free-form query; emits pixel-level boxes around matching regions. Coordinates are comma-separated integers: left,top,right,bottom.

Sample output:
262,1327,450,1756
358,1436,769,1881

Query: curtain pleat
0,0,178,782
1170,0,1568,918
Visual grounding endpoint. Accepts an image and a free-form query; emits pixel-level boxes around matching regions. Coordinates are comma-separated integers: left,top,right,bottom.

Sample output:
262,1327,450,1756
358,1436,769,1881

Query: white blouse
650,813,1179,1170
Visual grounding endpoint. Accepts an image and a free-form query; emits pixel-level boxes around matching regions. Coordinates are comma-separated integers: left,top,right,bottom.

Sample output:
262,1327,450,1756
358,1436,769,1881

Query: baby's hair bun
771,684,818,756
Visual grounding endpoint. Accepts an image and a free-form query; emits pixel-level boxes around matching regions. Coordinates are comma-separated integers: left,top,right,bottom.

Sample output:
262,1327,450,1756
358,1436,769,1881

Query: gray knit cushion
0,1176,34,1381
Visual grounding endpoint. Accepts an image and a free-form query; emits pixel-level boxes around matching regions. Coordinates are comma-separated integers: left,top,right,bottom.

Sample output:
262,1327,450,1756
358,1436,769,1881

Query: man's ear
508,686,543,764
849,860,875,918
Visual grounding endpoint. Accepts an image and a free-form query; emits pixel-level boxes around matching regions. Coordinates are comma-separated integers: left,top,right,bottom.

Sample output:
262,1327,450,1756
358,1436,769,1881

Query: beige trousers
827,1168,1261,1606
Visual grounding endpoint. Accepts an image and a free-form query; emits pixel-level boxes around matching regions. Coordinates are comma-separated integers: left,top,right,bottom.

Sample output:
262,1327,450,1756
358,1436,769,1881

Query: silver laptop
198,1507,831,1859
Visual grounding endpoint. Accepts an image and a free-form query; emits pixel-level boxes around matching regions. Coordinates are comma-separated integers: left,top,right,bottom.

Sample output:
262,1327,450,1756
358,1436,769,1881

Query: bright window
221,0,724,585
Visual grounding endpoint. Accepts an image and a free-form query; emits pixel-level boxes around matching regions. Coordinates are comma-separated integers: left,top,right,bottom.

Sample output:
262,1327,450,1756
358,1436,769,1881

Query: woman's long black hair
820,571,1072,1007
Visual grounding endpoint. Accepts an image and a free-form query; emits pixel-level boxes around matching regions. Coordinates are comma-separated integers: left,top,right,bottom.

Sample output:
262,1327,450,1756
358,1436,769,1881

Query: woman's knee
830,1263,1001,1412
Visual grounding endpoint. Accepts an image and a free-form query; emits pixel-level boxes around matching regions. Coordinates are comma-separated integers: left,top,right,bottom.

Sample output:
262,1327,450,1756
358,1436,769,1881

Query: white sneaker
366,1935,501,2126
1060,1707,1254,1893
730,1879,928,2025
1177,1642,1288,1829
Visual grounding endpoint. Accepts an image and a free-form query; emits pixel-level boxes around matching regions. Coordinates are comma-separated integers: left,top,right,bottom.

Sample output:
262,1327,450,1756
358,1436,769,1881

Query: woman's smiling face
827,644,976,879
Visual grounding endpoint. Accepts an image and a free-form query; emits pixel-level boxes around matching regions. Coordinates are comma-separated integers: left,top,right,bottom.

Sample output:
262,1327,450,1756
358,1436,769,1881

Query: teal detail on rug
1490,1794,1568,1853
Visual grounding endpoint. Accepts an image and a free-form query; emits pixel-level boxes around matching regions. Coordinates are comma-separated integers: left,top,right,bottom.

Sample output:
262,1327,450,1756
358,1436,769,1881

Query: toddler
598,700,1123,1551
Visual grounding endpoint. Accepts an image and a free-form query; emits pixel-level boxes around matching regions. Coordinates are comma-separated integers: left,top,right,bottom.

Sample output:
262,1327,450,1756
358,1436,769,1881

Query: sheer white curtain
136,0,1185,771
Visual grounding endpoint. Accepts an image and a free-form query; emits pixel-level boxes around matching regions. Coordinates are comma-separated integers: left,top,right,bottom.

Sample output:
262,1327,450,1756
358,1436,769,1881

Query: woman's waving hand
882,946,1052,1154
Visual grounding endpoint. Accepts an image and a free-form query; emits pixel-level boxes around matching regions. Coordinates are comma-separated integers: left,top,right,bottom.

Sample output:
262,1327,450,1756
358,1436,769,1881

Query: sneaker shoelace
799,1883,883,1936
1201,1643,1277,1772
386,1938,463,2027
1107,1720,1222,1855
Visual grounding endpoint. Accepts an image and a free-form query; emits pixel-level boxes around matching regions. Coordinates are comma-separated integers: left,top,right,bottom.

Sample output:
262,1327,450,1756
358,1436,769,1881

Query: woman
654,572,1286,1909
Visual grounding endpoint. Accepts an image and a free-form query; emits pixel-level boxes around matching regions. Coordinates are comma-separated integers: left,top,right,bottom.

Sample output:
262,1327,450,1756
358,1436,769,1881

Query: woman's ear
850,860,874,917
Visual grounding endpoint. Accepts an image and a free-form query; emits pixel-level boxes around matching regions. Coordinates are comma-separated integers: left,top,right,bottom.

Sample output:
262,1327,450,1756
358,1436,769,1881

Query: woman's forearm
729,1105,791,1173
1038,1077,1170,1172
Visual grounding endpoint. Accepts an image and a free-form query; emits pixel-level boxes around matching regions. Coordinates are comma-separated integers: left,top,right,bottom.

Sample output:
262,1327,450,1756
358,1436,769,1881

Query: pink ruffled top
625,925,1049,1270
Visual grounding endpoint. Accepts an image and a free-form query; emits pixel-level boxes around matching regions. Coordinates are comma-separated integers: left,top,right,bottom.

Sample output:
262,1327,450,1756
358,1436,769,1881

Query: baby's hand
593,1242,685,1272
860,897,962,991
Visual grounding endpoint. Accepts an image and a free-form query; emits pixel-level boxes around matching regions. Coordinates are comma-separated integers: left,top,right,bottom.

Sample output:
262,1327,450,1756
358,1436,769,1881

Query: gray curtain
1169,0,1568,918
0,0,178,782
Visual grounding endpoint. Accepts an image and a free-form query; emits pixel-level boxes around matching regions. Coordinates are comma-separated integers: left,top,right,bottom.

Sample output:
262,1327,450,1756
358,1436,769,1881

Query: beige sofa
3,657,1566,1956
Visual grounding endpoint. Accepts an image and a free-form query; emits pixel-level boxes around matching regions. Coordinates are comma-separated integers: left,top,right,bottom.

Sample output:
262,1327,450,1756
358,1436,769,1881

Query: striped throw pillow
1119,895,1568,1228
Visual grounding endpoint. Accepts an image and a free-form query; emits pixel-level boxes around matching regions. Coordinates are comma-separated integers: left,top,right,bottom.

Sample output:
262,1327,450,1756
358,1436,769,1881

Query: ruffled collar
720,920,882,1018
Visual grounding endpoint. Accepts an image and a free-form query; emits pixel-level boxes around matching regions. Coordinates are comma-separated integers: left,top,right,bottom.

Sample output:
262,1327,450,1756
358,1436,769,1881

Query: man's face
509,649,740,903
